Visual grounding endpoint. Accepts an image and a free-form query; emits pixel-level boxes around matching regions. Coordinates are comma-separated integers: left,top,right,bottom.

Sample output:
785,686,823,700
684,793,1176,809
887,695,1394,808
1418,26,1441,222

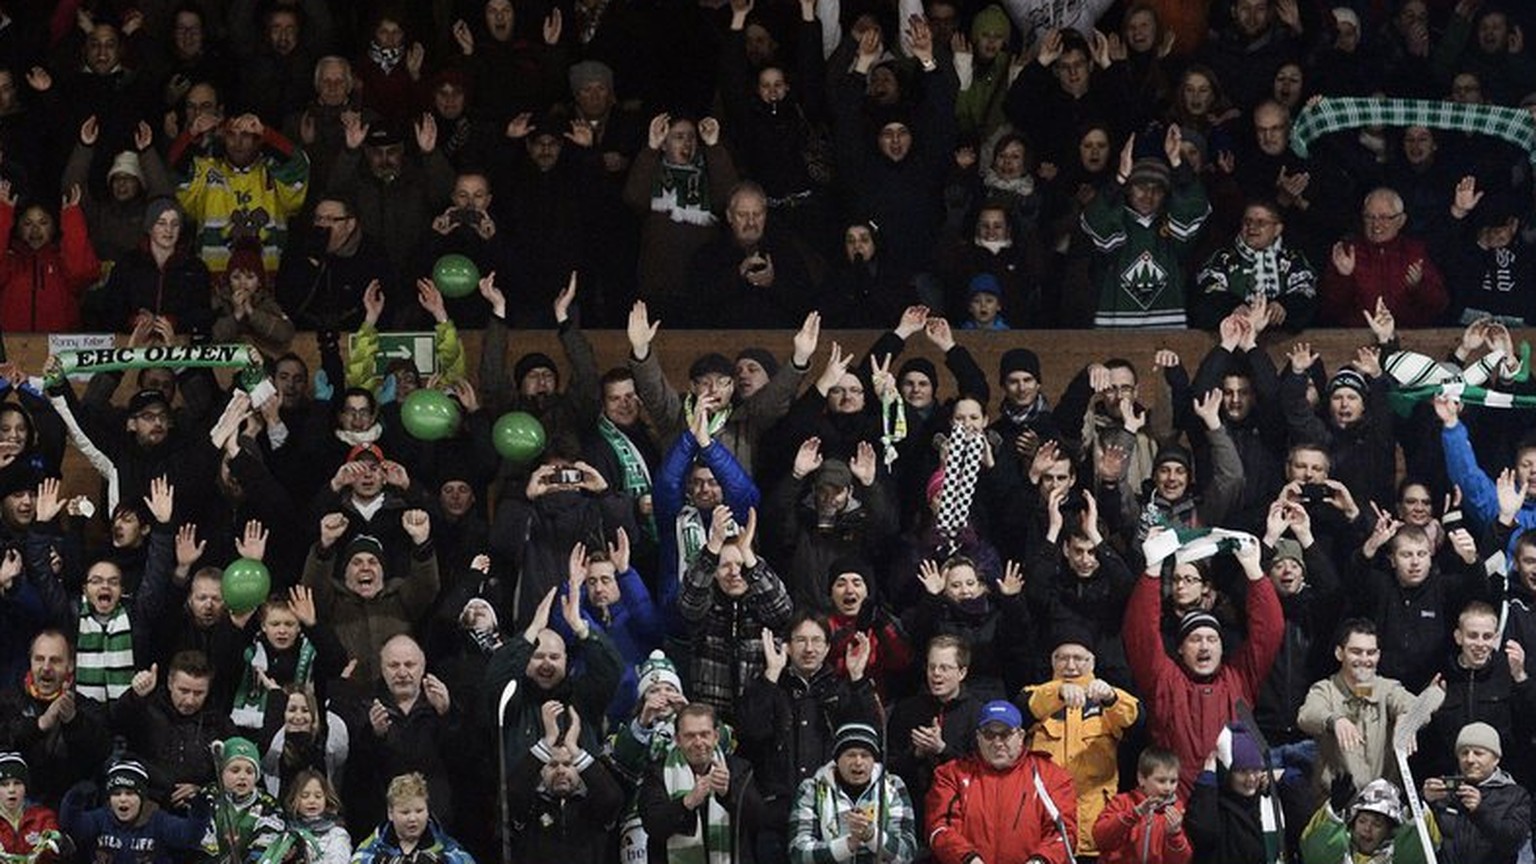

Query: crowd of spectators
2,0,1536,863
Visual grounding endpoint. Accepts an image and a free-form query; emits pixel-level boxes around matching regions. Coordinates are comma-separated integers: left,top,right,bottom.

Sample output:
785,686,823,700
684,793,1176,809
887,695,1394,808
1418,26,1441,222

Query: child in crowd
961,274,1010,330
352,773,475,864
1094,747,1193,864
282,769,351,864
230,587,346,732
200,737,288,863
0,753,67,864
59,759,206,864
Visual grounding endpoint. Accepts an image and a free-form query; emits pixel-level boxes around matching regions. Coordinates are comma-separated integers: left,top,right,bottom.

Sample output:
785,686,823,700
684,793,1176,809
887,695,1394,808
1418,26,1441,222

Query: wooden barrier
18,326,1507,497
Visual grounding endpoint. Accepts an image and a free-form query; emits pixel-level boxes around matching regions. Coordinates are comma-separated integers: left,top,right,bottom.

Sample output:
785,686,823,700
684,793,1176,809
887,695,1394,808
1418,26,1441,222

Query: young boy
228,588,345,731
1299,777,1437,864
961,274,1010,330
353,773,475,864
0,753,66,864
199,737,287,863
1093,747,1193,864
59,758,207,864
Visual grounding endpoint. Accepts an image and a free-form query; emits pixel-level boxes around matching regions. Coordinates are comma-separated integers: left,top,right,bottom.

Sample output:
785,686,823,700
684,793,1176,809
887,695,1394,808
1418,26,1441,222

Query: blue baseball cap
977,700,1023,731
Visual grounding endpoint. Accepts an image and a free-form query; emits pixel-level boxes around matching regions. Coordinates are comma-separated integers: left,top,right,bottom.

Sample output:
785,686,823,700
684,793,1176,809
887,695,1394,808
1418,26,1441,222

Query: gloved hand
1329,772,1356,815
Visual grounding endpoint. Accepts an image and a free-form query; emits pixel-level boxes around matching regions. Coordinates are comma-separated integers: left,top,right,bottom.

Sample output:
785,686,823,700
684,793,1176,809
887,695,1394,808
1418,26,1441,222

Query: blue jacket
59,790,208,864
1443,421,1536,556
352,818,475,864
552,566,665,724
654,433,760,635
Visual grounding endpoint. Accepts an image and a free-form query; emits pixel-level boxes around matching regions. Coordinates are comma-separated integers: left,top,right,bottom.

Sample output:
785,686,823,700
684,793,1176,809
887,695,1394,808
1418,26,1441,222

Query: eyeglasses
789,636,827,646
1173,574,1205,585
1052,652,1093,665
978,727,1018,741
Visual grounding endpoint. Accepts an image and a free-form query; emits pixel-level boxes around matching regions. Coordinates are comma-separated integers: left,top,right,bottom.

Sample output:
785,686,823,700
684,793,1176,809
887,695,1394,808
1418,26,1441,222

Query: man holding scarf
639,702,765,864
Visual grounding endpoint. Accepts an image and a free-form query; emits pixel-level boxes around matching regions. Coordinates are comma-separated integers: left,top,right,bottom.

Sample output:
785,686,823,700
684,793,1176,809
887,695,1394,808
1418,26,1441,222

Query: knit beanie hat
1177,610,1221,643
142,197,183,234
1153,443,1192,472
514,353,559,386
1270,538,1306,573
459,597,499,632
736,347,780,379
999,348,1041,381
0,752,27,783
688,353,734,382
1229,725,1264,771
1050,621,1097,656
833,722,882,759
215,737,262,773
898,358,939,391
1327,368,1367,397
105,759,149,794
342,535,385,569
0,460,38,500
1125,157,1172,190
1456,721,1502,757
568,60,614,94
636,649,684,699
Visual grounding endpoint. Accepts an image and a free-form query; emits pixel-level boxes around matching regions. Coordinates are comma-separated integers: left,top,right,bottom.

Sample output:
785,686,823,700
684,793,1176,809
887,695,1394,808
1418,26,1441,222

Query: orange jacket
1023,678,1140,854
926,750,1078,864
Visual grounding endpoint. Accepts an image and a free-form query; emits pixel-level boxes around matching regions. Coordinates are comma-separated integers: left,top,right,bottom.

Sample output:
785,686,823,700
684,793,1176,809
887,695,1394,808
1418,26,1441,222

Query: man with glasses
1320,187,1447,327
926,699,1079,864
277,194,394,332
736,613,879,864
887,636,981,830
1020,629,1140,858
1194,200,1318,331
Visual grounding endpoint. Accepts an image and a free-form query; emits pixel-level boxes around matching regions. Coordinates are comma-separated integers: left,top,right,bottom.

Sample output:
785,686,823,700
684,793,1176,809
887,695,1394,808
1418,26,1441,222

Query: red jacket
0,203,101,332
0,802,63,862
1123,572,1283,796
1319,234,1447,328
925,750,1078,864
1093,790,1193,864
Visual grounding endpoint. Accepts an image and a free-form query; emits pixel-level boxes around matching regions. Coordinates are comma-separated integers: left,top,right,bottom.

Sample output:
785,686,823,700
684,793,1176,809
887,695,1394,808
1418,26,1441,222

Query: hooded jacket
1429,767,1531,864
925,748,1078,864
0,202,100,332
1022,677,1140,855
1094,789,1193,864
788,760,919,864
58,789,207,864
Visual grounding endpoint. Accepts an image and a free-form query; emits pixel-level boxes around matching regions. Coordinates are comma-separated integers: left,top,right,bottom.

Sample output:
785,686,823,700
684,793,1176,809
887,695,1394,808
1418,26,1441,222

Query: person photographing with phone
1421,723,1530,864
1094,747,1193,864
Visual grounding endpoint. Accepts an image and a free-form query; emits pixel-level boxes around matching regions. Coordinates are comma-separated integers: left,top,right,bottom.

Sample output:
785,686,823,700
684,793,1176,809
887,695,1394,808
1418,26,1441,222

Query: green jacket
1080,166,1209,328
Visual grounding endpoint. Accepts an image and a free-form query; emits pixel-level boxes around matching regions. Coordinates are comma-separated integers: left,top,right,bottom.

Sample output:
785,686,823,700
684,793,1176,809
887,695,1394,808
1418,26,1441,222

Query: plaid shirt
1291,97,1536,170
789,762,918,864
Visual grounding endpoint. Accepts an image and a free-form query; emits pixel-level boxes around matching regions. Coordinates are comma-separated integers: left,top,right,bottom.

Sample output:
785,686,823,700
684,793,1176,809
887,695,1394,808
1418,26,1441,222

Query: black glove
1329,772,1356,814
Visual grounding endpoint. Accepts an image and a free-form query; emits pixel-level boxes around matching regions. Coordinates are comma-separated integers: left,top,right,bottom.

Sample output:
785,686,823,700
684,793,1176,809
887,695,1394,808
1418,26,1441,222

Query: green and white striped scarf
230,637,316,730
75,601,134,702
1291,97,1536,170
600,416,657,541
1142,522,1257,569
662,746,732,864
1383,347,1536,416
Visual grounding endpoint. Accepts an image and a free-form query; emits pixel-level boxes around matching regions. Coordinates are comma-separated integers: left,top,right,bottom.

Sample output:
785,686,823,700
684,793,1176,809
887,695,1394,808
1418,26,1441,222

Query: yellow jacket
1023,677,1141,855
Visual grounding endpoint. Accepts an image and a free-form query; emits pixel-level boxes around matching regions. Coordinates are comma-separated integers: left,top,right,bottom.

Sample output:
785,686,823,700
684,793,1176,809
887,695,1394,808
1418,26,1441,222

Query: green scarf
652,160,715,226
75,601,134,702
230,637,317,729
662,746,733,864
683,396,731,438
599,416,657,541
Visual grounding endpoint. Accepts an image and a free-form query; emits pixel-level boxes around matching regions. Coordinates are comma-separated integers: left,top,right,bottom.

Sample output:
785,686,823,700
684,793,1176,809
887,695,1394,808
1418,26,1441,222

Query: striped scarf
1384,347,1536,416
936,425,984,553
662,747,732,864
1236,237,1282,299
1142,522,1257,569
1291,97,1536,170
75,602,134,702
600,416,656,541
230,638,316,730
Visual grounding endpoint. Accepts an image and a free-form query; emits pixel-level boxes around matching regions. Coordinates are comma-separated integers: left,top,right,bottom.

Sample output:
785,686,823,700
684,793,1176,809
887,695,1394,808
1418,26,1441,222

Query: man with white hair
1320,187,1447,327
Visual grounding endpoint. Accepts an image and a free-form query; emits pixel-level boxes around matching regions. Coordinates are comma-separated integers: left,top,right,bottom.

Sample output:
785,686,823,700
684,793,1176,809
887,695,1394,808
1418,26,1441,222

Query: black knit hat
898,357,939,390
833,722,882,759
1177,610,1221,643
1000,348,1041,382
735,347,780,379
688,353,734,381
514,353,558,386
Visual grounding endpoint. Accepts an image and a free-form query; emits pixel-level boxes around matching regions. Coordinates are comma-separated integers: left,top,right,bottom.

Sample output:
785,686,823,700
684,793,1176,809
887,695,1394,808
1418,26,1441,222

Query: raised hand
1331,241,1356,276
998,560,1024,596
850,440,877,486
319,512,349,548
34,477,63,523
815,341,853,395
907,14,934,65
895,305,929,339
145,476,175,524
1432,393,1461,429
1192,388,1223,430
793,437,824,480
288,585,317,627
234,519,269,561
476,270,504,318
1287,341,1317,375
627,300,660,359
917,559,945,595
1163,123,1183,169
845,631,872,681
608,527,632,573
1453,175,1484,217
647,113,670,150
761,627,787,681
924,316,956,352
452,19,475,55
792,311,820,366
698,117,720,147
79,115,100,147
422,673,451,715
543,8,563,44
131,663,159,697
402,509,430,546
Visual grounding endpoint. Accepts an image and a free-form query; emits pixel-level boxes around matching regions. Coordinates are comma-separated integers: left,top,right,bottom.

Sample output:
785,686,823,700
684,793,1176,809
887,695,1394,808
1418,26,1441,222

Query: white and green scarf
75,601,134,702
1142,522,1257,569
600,416,656,540
662,746,732,864
230,638,316,729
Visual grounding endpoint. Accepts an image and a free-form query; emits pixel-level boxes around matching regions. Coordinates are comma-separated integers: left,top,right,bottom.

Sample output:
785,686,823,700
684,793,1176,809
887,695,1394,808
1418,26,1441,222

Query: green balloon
222,558,271,614
401,388,462,441
493,411,546,463
432,253,480,298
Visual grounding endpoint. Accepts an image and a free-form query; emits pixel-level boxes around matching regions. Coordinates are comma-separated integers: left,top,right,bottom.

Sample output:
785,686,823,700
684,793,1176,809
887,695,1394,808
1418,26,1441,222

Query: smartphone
1299,483,1329,504
448,207,482,227
1442,775,1466,791
555,468,584,485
